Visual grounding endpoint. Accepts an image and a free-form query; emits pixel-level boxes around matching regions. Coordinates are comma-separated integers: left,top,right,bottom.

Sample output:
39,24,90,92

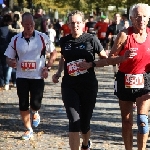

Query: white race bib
125,74,144,88
67,59,88,76
101,32,106,38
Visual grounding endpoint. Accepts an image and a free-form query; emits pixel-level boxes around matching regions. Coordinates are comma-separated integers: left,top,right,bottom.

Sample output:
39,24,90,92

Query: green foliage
14,0,150,17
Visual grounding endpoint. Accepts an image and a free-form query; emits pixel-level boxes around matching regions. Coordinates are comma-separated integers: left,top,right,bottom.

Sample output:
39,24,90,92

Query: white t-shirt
47,29,56,43
4,30,55,79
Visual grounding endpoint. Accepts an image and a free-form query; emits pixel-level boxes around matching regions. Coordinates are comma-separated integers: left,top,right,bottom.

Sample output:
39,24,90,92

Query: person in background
60,21,71,37
85,15,97,35
53,19,61,46
105,13,124,78
95,15,108,49
123,20,130,29
33,8,46,33
4,12,57,140
0,14,12,90
47,24,56,43
7,11,24,88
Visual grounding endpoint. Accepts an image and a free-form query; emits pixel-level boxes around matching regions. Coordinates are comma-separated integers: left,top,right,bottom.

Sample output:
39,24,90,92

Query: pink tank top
119,27,150,74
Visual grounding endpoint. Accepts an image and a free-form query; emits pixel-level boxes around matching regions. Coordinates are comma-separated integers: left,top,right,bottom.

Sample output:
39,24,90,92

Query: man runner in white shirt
4,12,57,140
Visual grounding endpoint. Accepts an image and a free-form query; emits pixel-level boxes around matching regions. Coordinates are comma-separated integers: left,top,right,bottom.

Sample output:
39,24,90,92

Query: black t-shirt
85,21,97,34
106,23,124,47
60,33,103,86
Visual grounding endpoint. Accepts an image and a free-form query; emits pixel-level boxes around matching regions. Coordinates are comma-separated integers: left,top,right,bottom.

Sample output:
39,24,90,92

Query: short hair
89,16,93,18
122,14,128,18
114,13,120,17
129,3,150,18
22,12,33,21
48,24,53,28
67,10,85,22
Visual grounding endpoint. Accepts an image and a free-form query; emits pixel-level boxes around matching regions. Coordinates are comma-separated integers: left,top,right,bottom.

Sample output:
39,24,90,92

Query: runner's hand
52,73,61,83
10,59,17,68
78,61,91,69
41,67,48,79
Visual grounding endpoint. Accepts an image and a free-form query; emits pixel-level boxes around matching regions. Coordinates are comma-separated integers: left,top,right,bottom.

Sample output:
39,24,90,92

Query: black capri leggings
16,78,44,111
61,82,98,134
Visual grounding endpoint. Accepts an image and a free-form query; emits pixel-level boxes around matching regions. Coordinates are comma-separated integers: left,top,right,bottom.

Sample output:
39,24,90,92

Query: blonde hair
129,3,150,18
67,10,85,22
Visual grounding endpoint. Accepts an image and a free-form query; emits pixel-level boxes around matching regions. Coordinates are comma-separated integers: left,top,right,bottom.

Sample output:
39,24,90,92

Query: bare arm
78,29,135,69
8,24,24,33
109,29,128,57
52,55,64,83
6,57,17,68
98,49,108,59
56,55,64,77
46,49,57,68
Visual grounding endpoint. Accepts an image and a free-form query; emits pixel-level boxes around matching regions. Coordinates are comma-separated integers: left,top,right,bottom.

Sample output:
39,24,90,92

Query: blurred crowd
0,6,150,91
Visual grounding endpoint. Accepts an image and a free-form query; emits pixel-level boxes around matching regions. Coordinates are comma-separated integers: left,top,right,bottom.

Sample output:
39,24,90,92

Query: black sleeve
106,26,112,43
91,35,104,54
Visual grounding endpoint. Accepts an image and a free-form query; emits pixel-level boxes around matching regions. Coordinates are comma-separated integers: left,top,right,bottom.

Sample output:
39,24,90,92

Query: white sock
32,111,38,114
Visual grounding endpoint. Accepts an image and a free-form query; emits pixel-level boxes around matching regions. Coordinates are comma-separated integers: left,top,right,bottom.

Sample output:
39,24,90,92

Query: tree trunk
9,0,13,9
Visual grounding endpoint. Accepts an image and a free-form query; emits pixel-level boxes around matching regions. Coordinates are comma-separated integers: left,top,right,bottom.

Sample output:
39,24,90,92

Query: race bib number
125,74,144,88
89,28,94,32
101,32,106,38
67,59,88,76
21,60,36,71
113,35,117,41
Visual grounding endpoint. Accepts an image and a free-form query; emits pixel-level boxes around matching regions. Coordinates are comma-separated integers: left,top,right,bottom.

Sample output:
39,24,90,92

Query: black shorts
99,38,106,49
16,78,44,111
114,71,150,102
61,79,98,132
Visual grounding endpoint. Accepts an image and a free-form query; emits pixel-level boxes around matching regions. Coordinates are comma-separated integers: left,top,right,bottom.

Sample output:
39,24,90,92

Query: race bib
89,28,94,32
125,74,144,88
113,35,117,41
21,60,36,71
101,32,106,38
67,59,88,76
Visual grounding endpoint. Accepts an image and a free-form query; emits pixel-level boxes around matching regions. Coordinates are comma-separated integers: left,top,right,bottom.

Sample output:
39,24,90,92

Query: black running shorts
114,71,150,102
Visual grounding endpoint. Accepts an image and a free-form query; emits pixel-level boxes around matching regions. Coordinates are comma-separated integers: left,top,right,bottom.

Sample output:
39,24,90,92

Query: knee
19,103,29,111
122,119,133,129
137,114,149,134
30,100,41,110
69,119,80,132
81,125,90,134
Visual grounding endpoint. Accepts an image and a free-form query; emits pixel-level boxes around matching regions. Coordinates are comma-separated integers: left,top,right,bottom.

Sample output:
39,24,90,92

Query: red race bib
21,60,36,71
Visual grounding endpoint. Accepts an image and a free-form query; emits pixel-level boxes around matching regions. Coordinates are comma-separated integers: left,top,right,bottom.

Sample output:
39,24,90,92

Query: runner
61,21,71,37
4,12,57,140
106,13,124,77
95,15,108,49
52,10,134,150
108,3,150,149
85,15,96,35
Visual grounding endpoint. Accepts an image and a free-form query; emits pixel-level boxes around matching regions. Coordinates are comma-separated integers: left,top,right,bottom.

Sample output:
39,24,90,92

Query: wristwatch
92,61,96,67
